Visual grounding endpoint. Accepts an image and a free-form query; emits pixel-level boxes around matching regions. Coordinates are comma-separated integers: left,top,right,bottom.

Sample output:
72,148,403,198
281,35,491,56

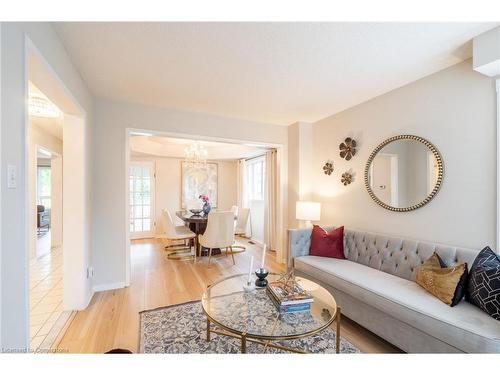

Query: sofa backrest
288,226,481,282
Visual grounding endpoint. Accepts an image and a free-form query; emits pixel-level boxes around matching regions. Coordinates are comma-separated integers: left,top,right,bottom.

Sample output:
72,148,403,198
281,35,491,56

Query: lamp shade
296,201,321,221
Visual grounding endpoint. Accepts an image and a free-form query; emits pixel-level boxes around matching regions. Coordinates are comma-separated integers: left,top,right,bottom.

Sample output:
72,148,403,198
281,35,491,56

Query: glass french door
129,161,155,239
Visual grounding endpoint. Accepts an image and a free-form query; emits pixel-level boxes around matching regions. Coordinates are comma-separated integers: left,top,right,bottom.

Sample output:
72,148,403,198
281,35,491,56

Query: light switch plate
7,164,17,189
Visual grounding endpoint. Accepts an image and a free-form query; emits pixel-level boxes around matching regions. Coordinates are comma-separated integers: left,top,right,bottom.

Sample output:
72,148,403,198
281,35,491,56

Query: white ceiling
53,22,498,125
29,82,64,140
30,115,64,140
130,135,266,160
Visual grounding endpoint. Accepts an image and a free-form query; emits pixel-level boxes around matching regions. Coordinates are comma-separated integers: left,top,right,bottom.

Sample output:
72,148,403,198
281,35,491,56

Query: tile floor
29,243,68,352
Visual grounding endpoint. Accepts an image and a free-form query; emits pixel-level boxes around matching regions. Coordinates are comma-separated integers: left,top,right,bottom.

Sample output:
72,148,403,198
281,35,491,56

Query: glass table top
201,273,337,340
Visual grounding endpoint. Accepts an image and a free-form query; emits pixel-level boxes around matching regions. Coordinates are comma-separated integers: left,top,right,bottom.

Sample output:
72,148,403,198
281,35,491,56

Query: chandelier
29,92,61,118
184,141,208,167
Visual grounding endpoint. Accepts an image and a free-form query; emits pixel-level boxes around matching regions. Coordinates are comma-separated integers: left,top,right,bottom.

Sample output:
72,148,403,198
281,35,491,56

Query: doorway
27,85,67,351
124,130,286,285
26,40,89,351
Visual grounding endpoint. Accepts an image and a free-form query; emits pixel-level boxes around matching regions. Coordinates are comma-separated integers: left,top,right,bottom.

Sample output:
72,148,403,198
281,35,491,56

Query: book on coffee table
266,280,314,306
266,288,311,314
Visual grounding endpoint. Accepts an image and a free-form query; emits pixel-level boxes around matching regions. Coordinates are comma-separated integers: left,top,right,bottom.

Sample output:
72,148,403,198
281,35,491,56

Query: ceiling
29,82,64,140
53,22,498,125
130,135,266,160
30,116,64,140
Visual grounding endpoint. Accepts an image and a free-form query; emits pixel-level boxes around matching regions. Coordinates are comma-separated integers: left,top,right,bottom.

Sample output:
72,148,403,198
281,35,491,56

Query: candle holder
255,268,269,288
243,280,255,293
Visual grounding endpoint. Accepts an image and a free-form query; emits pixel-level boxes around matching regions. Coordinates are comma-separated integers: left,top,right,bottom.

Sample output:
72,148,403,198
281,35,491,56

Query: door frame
26,37,90,316
33,145,62,258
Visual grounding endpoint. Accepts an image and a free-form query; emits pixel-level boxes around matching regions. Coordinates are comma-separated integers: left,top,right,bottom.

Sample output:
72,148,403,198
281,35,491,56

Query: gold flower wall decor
341,172,353,186
339,137,357,160
323,161,334,175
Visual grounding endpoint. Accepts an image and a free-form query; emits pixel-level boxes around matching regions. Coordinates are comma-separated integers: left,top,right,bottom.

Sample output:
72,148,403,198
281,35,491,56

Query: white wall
311,60,496,250
93,98,288,288
0,22,93,350
63,114,91,311
287,122,313,228
131,156,238,235
27,122,63,259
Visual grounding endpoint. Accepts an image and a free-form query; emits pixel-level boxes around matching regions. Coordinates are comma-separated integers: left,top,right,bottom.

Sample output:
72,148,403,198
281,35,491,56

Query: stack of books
266,280,314,314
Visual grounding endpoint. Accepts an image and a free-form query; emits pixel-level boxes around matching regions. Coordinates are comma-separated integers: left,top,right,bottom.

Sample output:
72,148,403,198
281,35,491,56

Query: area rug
139,300,360,354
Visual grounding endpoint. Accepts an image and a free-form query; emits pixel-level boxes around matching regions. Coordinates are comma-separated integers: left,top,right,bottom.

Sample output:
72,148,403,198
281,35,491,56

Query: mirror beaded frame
364,134,444,212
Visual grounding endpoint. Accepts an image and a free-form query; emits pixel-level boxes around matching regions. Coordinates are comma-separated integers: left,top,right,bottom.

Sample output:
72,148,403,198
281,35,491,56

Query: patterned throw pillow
416,253,468,306
466,247,500,320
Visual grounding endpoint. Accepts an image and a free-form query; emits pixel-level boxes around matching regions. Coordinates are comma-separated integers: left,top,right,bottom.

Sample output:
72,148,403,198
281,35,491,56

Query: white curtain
237,159,247,209
264,149,278,252
237,158,250,237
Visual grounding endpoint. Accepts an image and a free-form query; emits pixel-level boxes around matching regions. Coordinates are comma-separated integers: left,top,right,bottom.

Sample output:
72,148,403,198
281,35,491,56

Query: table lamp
296,201,321,228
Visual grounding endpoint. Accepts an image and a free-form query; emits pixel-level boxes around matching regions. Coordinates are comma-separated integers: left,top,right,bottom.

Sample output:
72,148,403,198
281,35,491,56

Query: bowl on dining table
189,208,203,215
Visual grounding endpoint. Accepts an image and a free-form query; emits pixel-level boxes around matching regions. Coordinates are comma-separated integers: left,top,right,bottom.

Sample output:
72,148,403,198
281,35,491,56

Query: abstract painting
181,162,218,209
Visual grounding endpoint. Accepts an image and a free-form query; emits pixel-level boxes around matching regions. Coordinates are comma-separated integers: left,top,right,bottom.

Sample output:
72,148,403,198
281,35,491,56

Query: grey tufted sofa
288,227,500,353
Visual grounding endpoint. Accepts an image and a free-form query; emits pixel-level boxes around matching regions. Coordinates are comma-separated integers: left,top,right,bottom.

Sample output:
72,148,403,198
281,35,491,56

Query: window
244,155,266,244
246,156,265,201
37,166,51,209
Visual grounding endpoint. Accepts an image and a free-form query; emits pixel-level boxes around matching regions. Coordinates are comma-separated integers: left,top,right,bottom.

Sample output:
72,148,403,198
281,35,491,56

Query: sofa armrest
287,228,313,270
287,226,336,269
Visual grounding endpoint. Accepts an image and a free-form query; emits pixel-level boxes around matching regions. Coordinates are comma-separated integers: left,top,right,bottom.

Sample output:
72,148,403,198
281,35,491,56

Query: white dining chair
231,207,251,253
159,209,198,261
198,211,236,265
235,207,249,237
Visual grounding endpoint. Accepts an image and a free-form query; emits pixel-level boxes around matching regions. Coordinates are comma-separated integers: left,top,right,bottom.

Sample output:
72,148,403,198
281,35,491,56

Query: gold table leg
241,333,247,353
336,307,341,354
207,318,211,341
204,310,341,354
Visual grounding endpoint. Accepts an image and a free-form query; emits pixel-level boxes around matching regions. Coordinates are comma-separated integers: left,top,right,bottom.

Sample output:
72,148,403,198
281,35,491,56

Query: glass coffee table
201,273,340,353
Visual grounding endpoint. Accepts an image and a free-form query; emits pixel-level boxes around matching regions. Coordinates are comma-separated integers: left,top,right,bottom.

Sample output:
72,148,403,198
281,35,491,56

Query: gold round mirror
364,135,444,212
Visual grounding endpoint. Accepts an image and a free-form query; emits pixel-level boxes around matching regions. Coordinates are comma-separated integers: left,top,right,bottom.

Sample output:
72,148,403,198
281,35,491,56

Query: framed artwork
181,162,218,209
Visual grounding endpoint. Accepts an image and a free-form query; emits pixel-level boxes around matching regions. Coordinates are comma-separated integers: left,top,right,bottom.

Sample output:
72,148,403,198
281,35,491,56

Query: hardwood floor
57,238,401,353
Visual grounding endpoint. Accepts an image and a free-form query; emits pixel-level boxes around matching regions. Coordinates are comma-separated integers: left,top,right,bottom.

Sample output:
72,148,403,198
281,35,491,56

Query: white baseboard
93,281,127,293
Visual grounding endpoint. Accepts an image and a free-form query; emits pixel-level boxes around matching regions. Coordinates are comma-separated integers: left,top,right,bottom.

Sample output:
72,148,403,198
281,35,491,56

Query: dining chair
235,207,250,236
198,211,236,265
232,207,250,252
159,209,198,261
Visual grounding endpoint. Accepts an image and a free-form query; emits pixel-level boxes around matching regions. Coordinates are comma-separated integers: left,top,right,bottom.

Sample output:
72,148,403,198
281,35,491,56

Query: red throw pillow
310,225,345,259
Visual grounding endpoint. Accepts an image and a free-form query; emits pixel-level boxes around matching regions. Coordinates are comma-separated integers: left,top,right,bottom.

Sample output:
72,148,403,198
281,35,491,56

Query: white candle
248,256,254,283
261,244,267,269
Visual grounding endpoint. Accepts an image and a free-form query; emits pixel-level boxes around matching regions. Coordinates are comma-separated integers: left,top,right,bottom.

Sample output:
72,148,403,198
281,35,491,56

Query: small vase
255,268,269,288
202,202,211,215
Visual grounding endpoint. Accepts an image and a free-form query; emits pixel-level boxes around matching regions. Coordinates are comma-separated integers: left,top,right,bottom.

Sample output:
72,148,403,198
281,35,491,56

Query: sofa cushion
294,255,500,353
310,225,345,259
466,247,500,321
415,253,468,307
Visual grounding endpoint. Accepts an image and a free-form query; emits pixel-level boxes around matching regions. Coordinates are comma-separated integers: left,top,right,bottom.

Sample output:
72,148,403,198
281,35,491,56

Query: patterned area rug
139,300,360,354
